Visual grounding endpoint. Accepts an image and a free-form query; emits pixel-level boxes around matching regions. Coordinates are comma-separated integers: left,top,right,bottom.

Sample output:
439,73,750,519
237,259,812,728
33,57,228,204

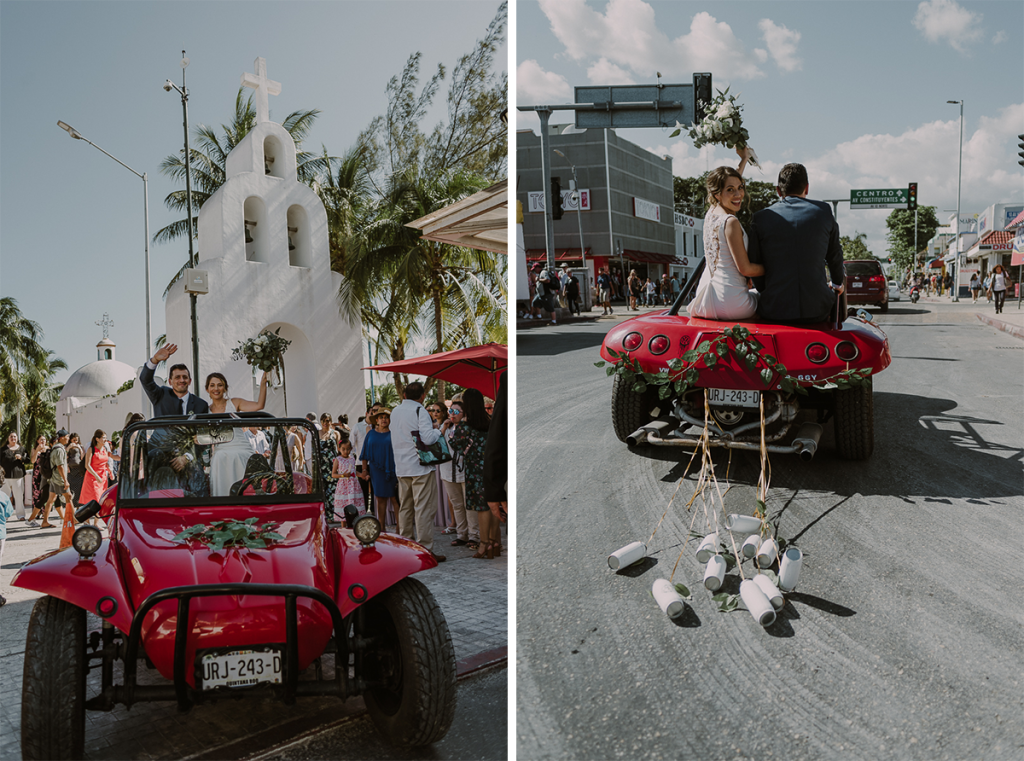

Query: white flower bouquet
231,329,292,375
671,87,759,167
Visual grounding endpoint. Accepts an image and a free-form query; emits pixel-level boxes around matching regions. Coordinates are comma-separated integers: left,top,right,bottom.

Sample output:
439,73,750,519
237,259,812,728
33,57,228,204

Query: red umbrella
364,343,507,399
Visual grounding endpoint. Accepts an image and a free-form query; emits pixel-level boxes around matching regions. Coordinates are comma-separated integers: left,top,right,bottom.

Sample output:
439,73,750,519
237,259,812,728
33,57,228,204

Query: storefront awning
966,230,1013,259
1006,209,1024,230
621,249,682,265
928,258,945,269
525,247,592,261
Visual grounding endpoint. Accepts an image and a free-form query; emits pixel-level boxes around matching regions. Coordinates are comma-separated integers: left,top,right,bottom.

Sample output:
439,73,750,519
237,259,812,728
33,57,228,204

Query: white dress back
688,207,758,321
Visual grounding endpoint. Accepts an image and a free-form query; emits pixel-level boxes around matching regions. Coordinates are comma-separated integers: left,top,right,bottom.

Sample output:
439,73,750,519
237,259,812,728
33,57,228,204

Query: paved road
516,301,1024,761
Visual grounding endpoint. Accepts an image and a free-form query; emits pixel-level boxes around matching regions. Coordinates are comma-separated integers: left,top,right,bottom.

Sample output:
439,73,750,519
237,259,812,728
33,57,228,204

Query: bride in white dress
205,371,269,496
688,147,764,321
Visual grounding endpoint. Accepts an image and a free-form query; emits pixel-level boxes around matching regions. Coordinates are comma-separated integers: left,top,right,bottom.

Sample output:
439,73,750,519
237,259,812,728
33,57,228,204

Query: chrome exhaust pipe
627,419,672,447
792,423,824,461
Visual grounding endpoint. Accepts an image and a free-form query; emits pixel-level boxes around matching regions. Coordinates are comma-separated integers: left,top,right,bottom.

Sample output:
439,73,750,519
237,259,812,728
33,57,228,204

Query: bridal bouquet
232,328,291,374
671,87,759,167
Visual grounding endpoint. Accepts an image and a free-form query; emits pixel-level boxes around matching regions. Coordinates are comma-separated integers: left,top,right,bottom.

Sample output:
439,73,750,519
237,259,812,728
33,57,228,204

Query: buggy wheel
833,376,874,460
21,596,86,760
611,373,659,444
362,578,457,746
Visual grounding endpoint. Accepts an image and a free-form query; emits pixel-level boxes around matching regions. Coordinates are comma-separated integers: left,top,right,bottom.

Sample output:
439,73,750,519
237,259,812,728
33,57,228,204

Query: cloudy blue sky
1,0,506,385
516,0,1022,258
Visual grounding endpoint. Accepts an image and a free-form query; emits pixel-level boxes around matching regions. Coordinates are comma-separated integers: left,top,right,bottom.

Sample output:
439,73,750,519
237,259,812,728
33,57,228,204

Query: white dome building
58,334,160,438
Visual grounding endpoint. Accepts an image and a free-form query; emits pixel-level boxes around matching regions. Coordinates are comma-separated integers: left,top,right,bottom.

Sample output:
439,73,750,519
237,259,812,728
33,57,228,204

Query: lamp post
56,120,152,372
165,51,201,395
947,99,963,302
554,149,590,310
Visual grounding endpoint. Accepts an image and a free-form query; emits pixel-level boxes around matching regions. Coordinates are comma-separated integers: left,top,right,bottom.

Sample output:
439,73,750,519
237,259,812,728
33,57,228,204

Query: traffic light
551,177,563,220
907,182,918,212
693,72,712,124
1018,134,1024,167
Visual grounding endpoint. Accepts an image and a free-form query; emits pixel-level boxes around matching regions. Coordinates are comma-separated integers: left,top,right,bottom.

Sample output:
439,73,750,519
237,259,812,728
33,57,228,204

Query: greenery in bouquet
671,87,757,166
231,328,292,373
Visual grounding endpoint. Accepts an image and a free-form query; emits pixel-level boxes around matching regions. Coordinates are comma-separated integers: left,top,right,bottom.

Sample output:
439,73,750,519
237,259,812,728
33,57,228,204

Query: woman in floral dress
318,414,341,515
446,389,495,558
331,439,365,514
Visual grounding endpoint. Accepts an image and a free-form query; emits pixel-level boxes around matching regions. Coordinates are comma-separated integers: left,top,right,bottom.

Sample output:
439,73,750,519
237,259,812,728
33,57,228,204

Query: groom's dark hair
777,164,809,196
168,363,190,380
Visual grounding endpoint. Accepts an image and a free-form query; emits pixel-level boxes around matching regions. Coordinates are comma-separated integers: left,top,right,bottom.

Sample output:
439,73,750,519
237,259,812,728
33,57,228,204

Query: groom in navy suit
139,343,210,418
748,163,846,323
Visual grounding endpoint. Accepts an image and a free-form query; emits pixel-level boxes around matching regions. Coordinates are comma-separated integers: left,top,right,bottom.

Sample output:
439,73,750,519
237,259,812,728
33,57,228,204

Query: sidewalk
0,520,506,760
516,300,666,330
918,292,1024,340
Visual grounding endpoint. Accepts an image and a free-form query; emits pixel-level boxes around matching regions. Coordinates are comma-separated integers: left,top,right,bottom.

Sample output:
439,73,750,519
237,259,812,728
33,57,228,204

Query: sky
516,0,1023,262
0,0,507,385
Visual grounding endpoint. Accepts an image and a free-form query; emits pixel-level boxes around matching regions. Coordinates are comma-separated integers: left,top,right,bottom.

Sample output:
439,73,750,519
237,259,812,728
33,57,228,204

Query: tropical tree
155,88,334,245
841,232,873,260
886,206,939,271
0,297,56,437
17,352,67,445
313,142,373,276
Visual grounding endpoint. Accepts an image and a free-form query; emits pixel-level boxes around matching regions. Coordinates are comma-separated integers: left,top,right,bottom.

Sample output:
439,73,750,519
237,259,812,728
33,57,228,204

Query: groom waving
139,343,210,418
748,163,845,323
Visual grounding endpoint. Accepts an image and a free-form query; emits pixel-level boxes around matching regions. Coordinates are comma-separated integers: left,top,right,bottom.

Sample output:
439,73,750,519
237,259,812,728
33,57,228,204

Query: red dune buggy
14,414,456,759
600,300,891,460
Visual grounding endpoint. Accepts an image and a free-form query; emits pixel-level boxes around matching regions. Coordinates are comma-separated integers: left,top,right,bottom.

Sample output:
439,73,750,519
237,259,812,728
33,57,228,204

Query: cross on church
241,57,282,124
96,313,114,340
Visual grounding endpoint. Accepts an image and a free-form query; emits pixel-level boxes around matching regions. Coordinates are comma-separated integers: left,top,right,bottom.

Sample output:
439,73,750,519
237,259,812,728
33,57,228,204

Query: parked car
844,259,889,311
887,280,902,302
14,414,456,760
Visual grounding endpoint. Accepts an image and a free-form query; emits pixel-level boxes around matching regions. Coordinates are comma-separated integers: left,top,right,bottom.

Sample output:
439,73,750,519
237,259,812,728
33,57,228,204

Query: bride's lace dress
688,207,758,320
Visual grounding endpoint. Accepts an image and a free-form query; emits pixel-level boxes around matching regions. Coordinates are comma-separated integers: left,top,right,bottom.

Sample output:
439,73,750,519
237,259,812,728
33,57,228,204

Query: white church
163,57,364,419
60,58,364,434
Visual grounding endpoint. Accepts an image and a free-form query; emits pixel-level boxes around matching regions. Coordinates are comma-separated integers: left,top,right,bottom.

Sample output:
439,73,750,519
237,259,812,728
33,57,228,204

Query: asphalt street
516,300,1024,761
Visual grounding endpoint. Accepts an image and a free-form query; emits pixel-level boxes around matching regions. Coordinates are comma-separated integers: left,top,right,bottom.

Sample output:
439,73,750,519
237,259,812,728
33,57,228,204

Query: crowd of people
0,340,509,573
908,265,1012,313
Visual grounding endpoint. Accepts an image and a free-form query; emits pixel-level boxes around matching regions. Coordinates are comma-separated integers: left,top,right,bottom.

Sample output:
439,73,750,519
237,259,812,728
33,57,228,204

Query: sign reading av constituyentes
850,188,909,209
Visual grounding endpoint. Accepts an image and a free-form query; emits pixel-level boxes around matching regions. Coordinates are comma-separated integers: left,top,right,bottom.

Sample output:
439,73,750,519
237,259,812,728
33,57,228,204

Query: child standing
331,440,365,514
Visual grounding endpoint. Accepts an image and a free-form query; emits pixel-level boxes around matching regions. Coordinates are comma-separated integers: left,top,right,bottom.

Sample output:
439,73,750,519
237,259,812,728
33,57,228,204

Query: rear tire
363,578,457,747
22,596,86,760
611,373,659,444
833,377,874,460
880,300,889,312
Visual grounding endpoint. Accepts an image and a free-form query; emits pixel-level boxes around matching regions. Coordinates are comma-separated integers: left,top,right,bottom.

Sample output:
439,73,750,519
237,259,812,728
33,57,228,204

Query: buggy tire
363,577,457,747
611,373,658,444
833,377,874,460
21,596,86,760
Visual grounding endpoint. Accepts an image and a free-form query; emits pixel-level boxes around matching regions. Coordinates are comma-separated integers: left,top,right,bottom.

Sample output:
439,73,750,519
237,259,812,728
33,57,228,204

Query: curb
976,312,1024,340
224,648,508,761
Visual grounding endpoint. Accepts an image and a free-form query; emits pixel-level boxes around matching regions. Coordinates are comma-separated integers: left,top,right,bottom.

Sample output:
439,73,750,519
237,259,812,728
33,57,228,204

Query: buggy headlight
72,525,103,558
353,515,381,546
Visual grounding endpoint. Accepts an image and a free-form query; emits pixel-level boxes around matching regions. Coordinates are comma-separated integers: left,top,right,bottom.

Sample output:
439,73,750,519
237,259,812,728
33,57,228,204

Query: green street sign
850,188,909,209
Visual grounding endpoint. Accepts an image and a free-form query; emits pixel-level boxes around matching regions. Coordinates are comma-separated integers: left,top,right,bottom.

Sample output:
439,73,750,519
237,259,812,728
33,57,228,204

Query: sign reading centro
847,189,913,210
850,188,908,209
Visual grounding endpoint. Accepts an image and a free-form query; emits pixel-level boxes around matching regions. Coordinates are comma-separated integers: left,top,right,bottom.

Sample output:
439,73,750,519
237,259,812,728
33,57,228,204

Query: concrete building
517,125,680,299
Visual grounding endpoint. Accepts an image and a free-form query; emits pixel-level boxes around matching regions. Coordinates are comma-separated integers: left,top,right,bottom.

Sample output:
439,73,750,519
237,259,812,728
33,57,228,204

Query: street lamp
947,99,963,302
548,148,589,282
56,120,152,374
165,51,201,395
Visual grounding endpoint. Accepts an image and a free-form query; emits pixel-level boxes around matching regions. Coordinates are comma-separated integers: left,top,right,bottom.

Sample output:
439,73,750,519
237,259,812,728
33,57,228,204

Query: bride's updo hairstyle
705,166,744,209
205,372,229,393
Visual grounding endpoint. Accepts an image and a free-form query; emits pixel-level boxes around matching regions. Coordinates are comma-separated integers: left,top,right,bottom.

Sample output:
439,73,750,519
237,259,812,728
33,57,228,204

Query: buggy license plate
200,649,282,690
707,388,761,408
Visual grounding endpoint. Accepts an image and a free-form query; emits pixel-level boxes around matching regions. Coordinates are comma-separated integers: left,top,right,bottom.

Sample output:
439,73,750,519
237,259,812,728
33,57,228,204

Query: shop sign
527,189,591,213
674,212,699,227
634,197,661,222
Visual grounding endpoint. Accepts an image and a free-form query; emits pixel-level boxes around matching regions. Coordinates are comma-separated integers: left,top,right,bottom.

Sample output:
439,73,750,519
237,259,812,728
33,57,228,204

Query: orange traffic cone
59,501,76,550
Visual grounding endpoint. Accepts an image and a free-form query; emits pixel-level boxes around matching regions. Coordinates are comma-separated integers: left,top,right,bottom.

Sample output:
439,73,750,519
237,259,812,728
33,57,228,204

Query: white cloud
587,58,635,85
537,0,766,81
992,30,1007,44
913,0,983,54
649,103,1023,259
517,59,572,104
758,19,802,72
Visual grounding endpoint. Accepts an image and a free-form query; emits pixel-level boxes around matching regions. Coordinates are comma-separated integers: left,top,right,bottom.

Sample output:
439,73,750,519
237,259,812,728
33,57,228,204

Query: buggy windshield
118,416,322,506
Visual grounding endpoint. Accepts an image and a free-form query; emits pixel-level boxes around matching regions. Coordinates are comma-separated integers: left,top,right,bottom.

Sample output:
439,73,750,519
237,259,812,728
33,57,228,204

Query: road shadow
614,556,658,577
878,307,930,315
670,604,702,628
517,330,607,357
786,592,856,617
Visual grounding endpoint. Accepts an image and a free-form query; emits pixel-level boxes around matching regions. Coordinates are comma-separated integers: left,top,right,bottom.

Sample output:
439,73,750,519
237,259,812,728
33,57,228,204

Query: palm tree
19,352,67,445
154,88,335,245
340,170,507,401
0,297,54,437
312,142,373,277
